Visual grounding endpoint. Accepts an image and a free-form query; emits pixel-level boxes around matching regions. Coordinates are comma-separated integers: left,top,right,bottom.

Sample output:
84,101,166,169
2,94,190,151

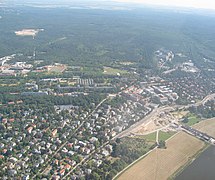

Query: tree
106,169,118,180
158,140,166,149
116,138,121,143
182,117,189,123
90,172,100,180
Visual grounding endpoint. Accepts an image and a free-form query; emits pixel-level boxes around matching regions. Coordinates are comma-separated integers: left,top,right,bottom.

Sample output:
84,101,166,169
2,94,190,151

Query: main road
114,106,175,139
114,93,215,139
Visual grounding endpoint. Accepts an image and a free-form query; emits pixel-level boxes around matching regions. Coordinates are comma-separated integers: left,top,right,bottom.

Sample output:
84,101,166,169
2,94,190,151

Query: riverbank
169,144,209,180
175,146,215,180
115,118,215,180
172,117,215,179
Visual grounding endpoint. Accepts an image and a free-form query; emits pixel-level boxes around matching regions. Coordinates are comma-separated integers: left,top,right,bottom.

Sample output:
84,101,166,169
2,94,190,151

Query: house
67,143,73,148
8,169,17,177
9,157,18,163
0,143,5,148
2,118,7,124
38,158,44,164
17,153,23,158
34,163,40,168
110,131,116,137
65,164,71,170
24,157,29,162
8,101,15,105
54,159,59,166
70,160,76,166
59,169,65,176
95,160,102,167
22,175,30,180
43,154,48,160
74,145,80,151
9,118,15,123
52,129,58,137
16,100,23,104
85,169,92,175
79,141,86,147
84,148,91,155
68,151,74,156
114,126,123,133
62,147,68,153
27,126,33,134
89,137,98,143
92,113,99,119
51,145,57,151
106,145,113,152
101,150,110,157
52,175,61,180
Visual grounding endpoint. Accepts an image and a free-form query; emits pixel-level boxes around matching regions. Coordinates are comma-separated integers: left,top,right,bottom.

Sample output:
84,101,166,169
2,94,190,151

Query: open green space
103,67,128,76
159,131,176,141
137,130,175,143
142,132,157,142
182,114,200,126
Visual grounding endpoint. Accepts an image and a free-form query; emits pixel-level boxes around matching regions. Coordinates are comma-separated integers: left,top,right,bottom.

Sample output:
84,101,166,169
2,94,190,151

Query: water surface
176,146,215,180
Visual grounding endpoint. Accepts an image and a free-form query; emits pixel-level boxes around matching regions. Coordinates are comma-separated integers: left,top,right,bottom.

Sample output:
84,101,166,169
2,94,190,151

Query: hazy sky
2,0,215,10
114,0,215,10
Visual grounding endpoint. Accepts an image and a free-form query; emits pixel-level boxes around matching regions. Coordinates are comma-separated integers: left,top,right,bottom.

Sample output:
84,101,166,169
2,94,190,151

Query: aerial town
0,47,214,179
1,2,215,179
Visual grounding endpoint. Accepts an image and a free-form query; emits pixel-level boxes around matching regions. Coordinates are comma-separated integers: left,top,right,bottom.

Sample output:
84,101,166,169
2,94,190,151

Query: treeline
88,138,156,180
189,100,215,118
106,95,126,108
0,93,105,107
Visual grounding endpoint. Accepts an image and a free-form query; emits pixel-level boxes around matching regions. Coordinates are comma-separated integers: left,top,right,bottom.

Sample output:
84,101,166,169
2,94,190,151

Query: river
176,146,215,180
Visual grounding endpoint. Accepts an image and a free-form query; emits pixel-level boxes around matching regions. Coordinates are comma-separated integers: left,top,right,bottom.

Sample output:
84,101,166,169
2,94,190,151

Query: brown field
171,111,189,119
193,118,215,137
48,65,67,73
134,111,177,135
117,132,205,180
15,29,44,37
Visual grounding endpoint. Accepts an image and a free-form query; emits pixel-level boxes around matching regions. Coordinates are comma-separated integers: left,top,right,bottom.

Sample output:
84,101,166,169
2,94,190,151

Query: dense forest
1,6,215,69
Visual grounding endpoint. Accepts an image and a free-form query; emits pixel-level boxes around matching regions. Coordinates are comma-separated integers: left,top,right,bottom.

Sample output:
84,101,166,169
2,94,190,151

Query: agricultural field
14,29,43,37
117,132,205,180
194,117,215,137
103,67,128,76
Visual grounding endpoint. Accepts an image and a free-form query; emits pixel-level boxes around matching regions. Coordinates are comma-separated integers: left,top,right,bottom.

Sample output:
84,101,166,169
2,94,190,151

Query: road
181,125,215,145
156,130,159,144
115,93,215,139
184,93,215,108
197,93,215,106
114,106,175,139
